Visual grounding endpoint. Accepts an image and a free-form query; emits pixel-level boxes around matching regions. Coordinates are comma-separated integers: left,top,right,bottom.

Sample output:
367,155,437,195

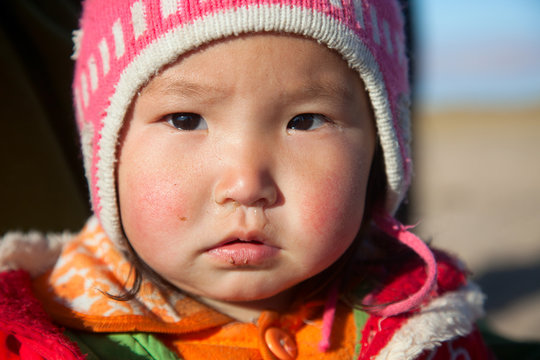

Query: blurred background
410,0,540,342
1,0,539,345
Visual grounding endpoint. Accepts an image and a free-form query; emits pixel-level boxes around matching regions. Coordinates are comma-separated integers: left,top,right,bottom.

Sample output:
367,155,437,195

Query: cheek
297,144,371,240
127,174,186,219
121,170,189,239
301,171,365,238
118,144,193,242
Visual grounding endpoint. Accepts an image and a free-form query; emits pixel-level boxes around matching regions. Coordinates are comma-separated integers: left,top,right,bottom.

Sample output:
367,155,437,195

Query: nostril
212,165,279,208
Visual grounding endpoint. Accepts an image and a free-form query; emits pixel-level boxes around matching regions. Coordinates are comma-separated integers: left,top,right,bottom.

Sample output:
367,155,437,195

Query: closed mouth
223,239,264,246
206,235,279,265
208,230,271,251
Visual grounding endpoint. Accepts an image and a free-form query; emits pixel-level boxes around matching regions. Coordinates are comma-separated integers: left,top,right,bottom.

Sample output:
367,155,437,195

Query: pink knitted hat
72,0,412,248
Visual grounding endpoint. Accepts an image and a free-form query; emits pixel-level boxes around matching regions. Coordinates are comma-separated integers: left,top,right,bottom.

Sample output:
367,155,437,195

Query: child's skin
118,34,376,322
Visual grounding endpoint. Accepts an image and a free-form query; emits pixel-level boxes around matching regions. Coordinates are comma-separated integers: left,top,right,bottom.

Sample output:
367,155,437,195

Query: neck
194,289,296,323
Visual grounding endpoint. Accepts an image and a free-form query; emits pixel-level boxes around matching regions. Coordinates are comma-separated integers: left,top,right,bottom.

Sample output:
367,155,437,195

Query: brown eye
166,113,207,131
287,114,327,131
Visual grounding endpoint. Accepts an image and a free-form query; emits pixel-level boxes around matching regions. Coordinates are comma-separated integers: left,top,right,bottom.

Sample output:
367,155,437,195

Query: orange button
264,327,297,360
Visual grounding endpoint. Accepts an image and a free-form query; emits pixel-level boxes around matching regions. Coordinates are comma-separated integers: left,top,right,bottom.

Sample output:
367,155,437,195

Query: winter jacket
0,218,494,359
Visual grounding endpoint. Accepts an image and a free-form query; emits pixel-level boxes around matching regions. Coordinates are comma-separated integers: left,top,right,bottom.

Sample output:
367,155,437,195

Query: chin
204,281,295,303
211,288,280,302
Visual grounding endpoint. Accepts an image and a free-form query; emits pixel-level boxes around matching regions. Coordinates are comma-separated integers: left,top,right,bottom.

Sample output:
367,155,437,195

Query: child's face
118,34,375,311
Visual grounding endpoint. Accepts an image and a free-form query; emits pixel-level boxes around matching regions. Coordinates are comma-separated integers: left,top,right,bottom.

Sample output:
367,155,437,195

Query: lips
208,230,269,250
222,238,264,246
206,232,279,265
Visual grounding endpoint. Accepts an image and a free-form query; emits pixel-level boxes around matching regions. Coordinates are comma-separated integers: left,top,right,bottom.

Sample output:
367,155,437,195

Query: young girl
0,0,494,359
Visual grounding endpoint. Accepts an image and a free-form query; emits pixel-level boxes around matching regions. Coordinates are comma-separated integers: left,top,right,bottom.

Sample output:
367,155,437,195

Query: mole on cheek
134,180,185,218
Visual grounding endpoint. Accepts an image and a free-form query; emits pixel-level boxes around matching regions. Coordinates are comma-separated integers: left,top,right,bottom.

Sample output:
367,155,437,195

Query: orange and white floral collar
33,217,233,334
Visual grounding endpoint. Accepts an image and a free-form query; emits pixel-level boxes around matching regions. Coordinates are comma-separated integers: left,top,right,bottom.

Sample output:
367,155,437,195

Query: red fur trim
0,270,85,360
357,251,469,359
360,314,410,359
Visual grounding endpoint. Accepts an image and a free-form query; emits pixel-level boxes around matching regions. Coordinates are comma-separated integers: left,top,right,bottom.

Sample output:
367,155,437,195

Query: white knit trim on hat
81,120,95,203
94,4,404,246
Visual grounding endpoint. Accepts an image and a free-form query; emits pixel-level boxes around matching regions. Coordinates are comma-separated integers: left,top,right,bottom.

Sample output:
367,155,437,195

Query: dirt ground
411,106,540,341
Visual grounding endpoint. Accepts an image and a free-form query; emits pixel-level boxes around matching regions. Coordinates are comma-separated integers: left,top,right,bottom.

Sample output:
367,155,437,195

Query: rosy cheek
301,177,352,237
121,170,189,240
299,159,369,241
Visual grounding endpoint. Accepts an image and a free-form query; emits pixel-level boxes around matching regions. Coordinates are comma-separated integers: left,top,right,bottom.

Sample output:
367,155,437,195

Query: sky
411,0,540,108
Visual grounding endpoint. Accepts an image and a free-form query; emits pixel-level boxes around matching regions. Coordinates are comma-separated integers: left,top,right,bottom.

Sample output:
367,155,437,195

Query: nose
213,141,278,208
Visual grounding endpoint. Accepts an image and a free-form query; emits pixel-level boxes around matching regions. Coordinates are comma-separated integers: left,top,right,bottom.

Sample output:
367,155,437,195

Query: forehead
140,34,363,102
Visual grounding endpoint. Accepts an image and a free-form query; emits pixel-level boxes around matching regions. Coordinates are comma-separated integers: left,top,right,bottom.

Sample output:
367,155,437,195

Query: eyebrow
299,80,356,103
143,73,357,105
143,73,230,103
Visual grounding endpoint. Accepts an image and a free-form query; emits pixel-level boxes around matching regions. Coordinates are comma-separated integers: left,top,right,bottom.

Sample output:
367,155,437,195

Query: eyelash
164,112,330,132
165,113,208,131
286,113,329,132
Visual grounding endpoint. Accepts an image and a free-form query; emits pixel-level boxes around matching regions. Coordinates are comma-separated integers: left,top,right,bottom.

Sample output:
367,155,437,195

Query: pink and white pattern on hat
72,0,411,247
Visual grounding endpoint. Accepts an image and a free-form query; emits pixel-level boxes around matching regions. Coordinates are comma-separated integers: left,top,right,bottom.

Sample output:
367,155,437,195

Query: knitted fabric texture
72,0,412,249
